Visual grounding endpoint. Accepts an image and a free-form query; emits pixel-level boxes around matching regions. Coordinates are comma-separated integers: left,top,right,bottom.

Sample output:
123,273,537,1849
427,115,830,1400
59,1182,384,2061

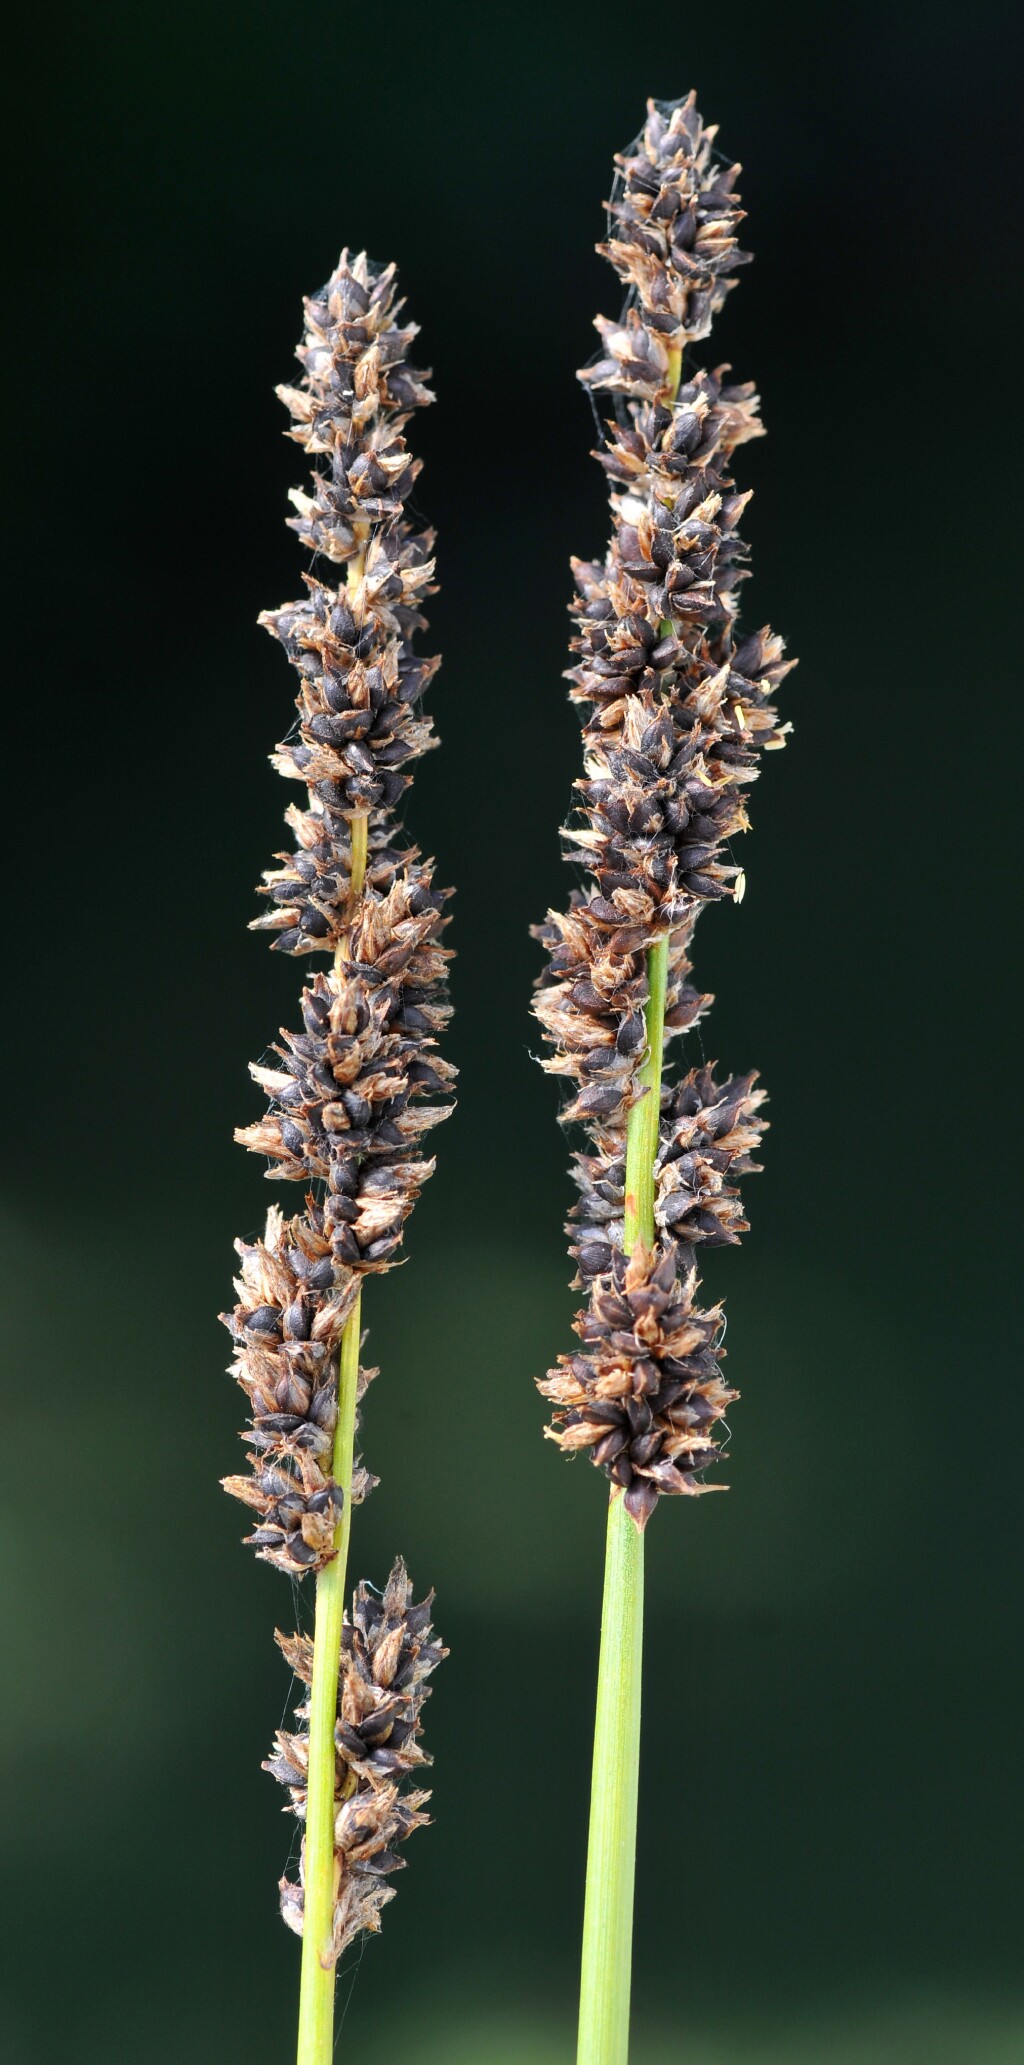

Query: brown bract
533,94,795,1522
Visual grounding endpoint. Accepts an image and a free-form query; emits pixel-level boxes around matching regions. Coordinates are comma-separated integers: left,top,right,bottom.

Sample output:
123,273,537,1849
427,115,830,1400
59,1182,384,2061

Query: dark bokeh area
2,3,1022,2059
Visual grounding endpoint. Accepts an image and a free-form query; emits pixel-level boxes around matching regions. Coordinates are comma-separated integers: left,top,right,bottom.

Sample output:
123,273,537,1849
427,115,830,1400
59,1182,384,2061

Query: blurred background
2,2,1021,2059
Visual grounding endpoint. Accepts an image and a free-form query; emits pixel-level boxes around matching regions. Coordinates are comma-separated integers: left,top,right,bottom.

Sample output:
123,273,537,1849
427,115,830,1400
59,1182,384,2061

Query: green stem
295,1293,361,2065
623,936,669,1253
577,335,685,2065
576,936,669,2065
296,810,368,2065
577,1491,645,2065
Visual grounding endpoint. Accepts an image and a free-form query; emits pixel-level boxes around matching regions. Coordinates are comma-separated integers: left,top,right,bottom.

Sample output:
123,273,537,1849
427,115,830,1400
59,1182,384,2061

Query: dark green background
3,3,1021,2059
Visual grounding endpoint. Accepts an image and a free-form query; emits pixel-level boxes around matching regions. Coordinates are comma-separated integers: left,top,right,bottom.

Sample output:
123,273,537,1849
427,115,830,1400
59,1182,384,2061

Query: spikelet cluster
534,96,794,1528
268,1561,445,1961
221,251,450,1940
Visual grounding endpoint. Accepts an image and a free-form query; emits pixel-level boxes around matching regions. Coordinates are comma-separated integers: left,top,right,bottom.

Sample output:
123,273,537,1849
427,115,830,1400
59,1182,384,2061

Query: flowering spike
533,92,794,1517
221,247,451,2032
532,97,797,2065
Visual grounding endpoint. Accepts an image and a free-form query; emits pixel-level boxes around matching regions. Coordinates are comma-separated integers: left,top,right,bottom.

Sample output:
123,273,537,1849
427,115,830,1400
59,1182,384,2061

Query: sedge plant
222,251,453,2065
532,95,795,2063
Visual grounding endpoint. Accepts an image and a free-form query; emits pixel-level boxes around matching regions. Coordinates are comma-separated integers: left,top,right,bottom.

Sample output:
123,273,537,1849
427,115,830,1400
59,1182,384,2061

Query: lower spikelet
219,1204,378,1574
267,1561,445,1961
540,1239,735,1531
